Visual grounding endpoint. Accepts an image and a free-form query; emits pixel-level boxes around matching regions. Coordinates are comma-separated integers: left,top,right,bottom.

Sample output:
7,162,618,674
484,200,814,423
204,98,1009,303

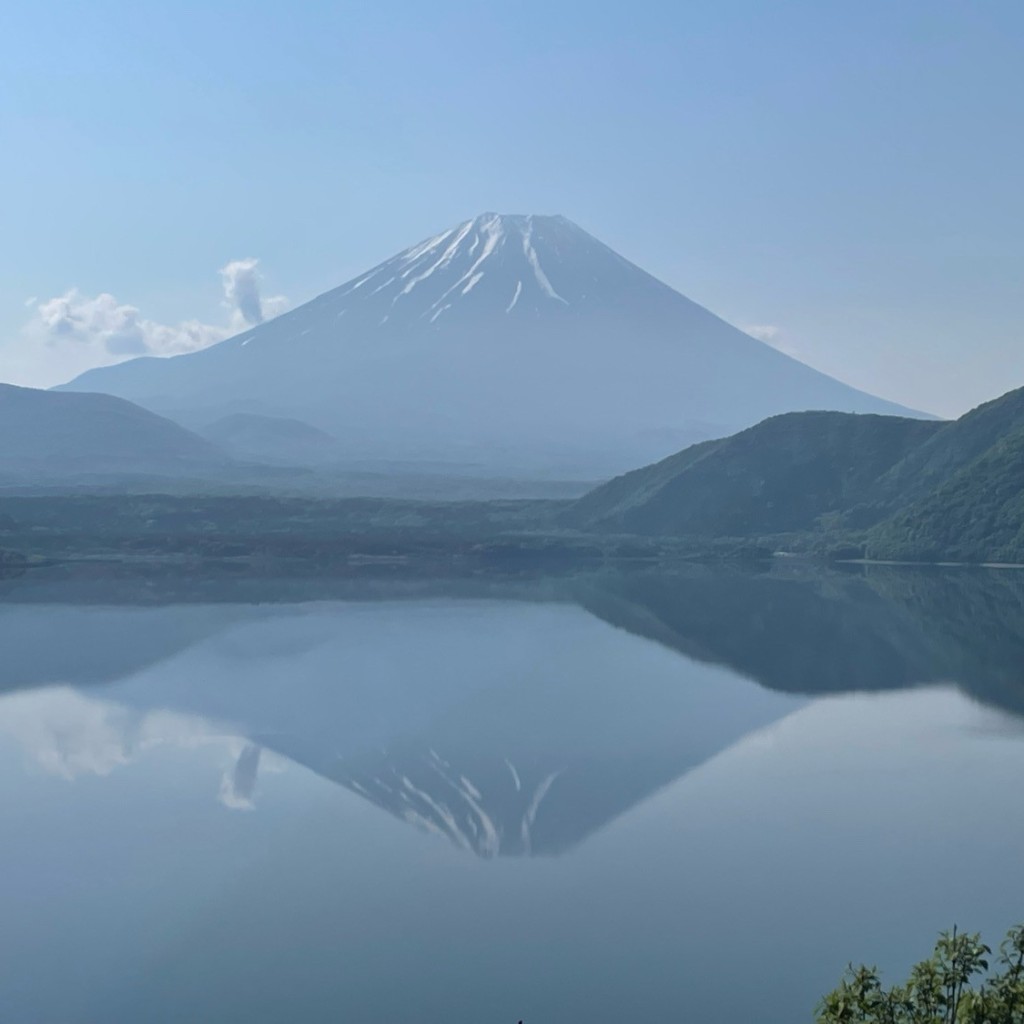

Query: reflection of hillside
861,567,1024,702
575,564,1024,717
0,568,563,695
8,562,1023,711
0,604,278,694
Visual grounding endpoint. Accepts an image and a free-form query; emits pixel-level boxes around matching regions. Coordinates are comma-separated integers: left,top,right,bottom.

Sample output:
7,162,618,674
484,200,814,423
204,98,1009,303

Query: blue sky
1,0,1021,416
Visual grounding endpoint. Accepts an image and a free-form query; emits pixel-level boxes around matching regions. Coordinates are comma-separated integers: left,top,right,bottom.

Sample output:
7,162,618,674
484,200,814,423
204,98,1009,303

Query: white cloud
741,323,800,358
10,259,288,387
32,290,229,358
219,258,288,330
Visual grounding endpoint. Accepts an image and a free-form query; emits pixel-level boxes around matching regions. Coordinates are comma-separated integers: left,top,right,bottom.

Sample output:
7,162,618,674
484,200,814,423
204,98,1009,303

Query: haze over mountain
61,213,923,478
0,383,231,485
198,413,344,466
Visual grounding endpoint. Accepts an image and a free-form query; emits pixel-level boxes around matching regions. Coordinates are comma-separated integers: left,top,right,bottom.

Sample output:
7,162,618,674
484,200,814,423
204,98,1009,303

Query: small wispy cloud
743,323,780,342
741,323,800,358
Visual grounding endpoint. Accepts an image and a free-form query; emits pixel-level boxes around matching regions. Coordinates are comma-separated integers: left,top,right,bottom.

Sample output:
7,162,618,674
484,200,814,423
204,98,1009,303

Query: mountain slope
0,383,229,483
868,421,1024,562
867,385,1024,509
60,213,924,477
199,413,343,465
570,410,943,536
571,383,1024,561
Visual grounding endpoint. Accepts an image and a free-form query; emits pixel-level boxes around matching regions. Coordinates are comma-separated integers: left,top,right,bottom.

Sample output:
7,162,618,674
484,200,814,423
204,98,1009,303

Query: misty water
1,564,1023,1023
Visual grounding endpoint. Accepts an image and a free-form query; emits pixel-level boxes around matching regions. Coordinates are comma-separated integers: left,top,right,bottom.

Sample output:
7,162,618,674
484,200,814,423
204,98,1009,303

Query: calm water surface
0,565,1022,1023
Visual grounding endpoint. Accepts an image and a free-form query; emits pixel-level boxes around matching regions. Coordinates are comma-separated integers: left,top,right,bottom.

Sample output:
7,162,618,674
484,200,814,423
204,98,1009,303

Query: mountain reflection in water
0,563,1022,859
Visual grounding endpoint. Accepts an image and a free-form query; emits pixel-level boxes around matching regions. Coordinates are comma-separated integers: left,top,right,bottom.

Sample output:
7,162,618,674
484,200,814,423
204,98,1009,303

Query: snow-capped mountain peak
285,212,646,332
61,212,924,478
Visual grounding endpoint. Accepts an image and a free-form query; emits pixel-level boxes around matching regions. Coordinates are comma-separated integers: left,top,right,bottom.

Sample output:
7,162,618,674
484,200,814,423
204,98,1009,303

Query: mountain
59,213,922,478
569,384,1024,562
868,385,1024,509
569,410,943,536
0,383,231,484
859,385,1024,561
198,413,344,466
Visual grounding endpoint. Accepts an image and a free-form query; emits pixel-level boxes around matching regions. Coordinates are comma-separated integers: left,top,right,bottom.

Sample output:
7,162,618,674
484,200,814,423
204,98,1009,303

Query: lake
0,563,1022,1023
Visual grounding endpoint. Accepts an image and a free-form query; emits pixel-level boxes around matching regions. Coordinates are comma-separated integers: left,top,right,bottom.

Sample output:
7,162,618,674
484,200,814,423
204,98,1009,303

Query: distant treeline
0,493,769,569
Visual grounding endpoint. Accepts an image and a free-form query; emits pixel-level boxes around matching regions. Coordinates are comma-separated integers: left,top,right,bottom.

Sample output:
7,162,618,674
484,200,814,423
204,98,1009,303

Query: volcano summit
62,213,922,477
